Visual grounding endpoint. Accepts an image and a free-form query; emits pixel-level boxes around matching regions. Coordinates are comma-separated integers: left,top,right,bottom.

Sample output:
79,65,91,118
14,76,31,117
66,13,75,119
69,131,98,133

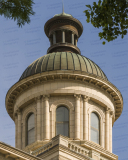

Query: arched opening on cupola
56,30,62,43
65,30,72,44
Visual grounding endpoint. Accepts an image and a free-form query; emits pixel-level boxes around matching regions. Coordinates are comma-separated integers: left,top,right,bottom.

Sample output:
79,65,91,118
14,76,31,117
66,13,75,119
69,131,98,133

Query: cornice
0,142,42,160
5,70,123,121
44,16,83,38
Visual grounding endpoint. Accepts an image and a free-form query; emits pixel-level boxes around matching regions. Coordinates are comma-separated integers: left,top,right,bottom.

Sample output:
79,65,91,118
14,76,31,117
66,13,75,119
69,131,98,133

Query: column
83,96,90,140
53,32,56,44
80,99,83,140
49,38,52,46
15,113,18,148
17,110,22,149
102,122,105,148
109,111,113,152
74,94,81,140
43,95,50,140
36,96,41,141
62,30,65,43
105,108,109,150
41,96,44,140
72,32,74,45
75,39,77,46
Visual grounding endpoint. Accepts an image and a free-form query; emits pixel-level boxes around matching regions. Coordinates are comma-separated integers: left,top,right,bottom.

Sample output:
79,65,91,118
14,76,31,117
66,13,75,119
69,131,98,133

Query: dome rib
19,52,108,81
86,58,93,74
37,56,45,73
76,53,82,71
81,56,88,72
70,52,75,70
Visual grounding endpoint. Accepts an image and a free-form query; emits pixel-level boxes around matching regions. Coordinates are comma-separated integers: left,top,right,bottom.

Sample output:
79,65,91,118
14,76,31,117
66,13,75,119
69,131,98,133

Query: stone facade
12,79,115,152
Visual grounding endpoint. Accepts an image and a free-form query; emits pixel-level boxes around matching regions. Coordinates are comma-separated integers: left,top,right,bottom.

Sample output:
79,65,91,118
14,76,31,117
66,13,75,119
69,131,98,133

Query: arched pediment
50,99,74,111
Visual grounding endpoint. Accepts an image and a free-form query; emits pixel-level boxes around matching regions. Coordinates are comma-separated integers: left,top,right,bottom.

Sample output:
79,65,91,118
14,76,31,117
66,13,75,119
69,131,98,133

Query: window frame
90,112,100,145
26,112,35,146
55,105,70,137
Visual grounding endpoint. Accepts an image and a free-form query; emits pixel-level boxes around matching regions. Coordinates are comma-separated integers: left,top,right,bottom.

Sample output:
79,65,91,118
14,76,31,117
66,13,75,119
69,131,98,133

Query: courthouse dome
19,52,107,81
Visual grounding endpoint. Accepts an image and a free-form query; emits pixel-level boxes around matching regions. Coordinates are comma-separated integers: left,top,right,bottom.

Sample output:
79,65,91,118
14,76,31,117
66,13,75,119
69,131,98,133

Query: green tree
0,0,35,27
84,0,128,44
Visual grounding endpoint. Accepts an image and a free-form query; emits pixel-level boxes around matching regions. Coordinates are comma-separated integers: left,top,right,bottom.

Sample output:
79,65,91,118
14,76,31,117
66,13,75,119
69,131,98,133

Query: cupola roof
54,12,73,17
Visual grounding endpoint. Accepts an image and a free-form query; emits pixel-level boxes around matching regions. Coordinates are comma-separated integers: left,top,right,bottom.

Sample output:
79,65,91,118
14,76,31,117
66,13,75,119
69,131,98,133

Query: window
56,106,69,137
91,112,100,144
27,113,35,145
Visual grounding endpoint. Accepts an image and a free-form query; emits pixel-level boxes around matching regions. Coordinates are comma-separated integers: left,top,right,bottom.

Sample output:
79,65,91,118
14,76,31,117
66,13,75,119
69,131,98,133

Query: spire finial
62,0,64,14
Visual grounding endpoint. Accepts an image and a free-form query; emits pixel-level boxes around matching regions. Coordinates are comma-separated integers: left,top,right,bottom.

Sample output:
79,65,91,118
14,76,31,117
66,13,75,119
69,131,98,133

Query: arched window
56,106,69,137
91,112,100,144
27,113,35,145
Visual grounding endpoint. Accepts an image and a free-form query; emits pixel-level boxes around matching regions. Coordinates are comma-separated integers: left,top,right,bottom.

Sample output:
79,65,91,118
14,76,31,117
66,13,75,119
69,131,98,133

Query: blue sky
0,0,128,159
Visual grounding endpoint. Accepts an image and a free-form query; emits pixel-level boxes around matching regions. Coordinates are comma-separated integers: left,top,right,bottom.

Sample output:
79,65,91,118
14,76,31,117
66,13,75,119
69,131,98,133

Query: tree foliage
84,0,128,44
0,0,35,27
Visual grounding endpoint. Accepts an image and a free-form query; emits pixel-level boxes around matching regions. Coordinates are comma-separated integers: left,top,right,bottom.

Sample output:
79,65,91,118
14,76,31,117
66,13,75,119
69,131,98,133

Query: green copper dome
19,52,107,81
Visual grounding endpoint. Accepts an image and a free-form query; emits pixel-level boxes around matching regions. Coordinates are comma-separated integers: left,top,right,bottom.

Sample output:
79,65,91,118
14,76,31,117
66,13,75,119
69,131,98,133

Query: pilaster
41,96,44,140
109,111,113,152
83,96,90,141
74,94,81,140
15,113,18,148
105,108,110,151
36,96,41,141
43,95,50,140
17,109,22,149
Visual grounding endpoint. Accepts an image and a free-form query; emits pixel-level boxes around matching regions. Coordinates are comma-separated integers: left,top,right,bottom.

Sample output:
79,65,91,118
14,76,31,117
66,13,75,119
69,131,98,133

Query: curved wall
14,80,114,152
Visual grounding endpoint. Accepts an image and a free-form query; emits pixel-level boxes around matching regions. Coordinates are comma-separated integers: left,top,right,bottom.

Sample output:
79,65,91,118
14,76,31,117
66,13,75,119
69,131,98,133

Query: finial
62,0,64,14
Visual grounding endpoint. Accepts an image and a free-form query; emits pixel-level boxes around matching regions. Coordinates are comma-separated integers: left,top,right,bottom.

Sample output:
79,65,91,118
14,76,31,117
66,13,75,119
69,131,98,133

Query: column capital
16,109,21,115
74,94,81,99
106,107,110,113
83,95,90,102
110,111,114,117
35,95,42,102
14,112,18,118
43,94,50,100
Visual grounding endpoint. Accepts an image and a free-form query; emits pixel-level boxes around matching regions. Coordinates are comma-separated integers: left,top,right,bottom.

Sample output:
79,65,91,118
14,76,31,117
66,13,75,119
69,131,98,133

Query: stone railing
68,141,90,157
32,135,90,158
31,135,118,160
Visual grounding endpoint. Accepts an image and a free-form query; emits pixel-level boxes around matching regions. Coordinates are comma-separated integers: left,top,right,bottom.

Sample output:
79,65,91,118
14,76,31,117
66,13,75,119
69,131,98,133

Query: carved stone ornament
83,95,90,102
43,94,50,101
74,94,81,99
35,95,42,102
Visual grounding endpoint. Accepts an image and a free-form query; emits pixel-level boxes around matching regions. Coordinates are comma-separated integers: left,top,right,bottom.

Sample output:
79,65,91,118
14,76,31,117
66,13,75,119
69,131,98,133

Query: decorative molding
21,104,37,122
50,99,74,111
6,71,123,121
87,103,105,122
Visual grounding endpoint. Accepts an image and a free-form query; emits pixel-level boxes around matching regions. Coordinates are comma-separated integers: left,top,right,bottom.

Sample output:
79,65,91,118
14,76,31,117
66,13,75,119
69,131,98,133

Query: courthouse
0,11,123,160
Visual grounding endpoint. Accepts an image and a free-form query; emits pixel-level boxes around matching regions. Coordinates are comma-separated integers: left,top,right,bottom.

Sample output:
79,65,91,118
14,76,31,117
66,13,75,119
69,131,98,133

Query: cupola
44,11,83,54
